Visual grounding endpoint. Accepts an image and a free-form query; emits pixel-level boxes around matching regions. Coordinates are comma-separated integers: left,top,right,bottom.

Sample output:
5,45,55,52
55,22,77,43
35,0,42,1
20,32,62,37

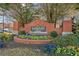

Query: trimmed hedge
18,35,48,40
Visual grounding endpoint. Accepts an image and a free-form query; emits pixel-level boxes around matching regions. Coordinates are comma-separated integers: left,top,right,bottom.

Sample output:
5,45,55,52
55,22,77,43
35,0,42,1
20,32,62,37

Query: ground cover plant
0,47,48,56
1,32,79,56
52,34,79,47
18,35,48,40
39,31,79,56
51,46,79,56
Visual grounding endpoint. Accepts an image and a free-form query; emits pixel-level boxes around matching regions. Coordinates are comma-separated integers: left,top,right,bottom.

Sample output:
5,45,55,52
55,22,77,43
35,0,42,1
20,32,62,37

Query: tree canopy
0,3,78,26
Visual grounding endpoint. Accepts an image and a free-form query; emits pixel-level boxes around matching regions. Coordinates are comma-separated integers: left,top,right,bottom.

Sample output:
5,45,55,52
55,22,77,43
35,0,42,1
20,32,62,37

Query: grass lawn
0,41,48,56
0,47,47,56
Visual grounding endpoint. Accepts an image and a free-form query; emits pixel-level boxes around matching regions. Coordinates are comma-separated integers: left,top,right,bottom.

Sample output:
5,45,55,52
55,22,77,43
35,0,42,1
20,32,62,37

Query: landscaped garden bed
14,35,51,44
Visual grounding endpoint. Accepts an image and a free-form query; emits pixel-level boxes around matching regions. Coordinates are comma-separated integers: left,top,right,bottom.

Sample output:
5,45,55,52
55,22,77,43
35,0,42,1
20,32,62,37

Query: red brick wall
24,19,72,34
63,20,72,32
24,20,55,33
14,19,72,35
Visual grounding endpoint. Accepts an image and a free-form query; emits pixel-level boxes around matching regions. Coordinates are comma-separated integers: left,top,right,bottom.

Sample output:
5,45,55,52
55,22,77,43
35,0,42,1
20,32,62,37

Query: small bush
0,33,14,42
18,31,26,35
52,34,79,47
51,46,77,56
50,31,58,38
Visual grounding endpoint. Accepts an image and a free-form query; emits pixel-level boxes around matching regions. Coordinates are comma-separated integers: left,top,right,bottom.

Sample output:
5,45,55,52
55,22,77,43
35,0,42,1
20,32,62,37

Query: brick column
63,20,72,32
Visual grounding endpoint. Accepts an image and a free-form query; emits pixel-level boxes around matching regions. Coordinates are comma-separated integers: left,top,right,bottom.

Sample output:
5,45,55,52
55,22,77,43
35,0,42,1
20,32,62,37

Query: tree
42,3,75,23
0,3,10,31
0,3,34,27
0,3,76,29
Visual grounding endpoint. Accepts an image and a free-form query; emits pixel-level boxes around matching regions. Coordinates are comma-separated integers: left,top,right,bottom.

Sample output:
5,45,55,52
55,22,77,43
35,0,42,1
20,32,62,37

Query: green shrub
19,31,26,35
53,36,66,47
18,35,27,39
53,34,79,47
18,35,48,40
50,31,58,38
0,33,14,42
51,46,77,56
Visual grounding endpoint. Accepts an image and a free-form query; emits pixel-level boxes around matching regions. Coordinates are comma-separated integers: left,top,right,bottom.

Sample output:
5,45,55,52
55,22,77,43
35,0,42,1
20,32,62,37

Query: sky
0,16,16,24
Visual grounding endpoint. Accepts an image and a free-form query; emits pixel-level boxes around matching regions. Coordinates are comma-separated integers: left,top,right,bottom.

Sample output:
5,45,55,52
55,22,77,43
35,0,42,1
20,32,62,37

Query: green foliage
72,20,79,34
50,31,58,38
0,4,34,27
0,33,14,42
18,35,48,40
18,31,26,35
51,46,77,56
53,34,79,47
43,4,75,23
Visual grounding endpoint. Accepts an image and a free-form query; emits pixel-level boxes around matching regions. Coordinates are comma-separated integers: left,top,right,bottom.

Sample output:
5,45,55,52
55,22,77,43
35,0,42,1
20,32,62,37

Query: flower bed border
14,37,51,44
